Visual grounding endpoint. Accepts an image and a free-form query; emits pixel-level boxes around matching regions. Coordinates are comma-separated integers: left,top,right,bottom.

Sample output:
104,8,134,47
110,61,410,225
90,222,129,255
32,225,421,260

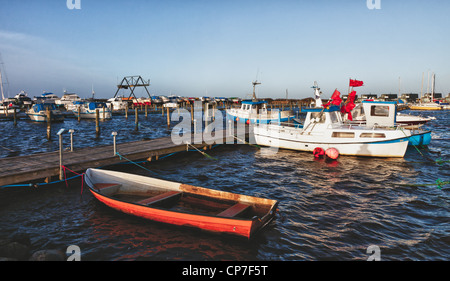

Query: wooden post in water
166,106,170,128
46,107,51,140
13,108,17,126
145,104,148,118
125,105,128,119
77,105,81,122
95,109,100,136
191,104,194,123
135,107,139,131
102,105,105,120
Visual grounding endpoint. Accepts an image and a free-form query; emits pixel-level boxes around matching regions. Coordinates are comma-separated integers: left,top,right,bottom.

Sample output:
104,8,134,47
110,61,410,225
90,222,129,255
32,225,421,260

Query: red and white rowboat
85,168,278,239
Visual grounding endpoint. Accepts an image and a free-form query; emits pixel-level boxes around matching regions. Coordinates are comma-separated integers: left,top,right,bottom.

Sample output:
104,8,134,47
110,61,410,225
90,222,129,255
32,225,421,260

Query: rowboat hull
85,169,278,239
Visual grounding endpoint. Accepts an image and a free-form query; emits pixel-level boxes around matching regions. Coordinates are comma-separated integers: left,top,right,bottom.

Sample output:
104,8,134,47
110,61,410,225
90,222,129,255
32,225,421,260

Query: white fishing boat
226,81,294,124
254,84,413,158
26,103,64,122
0,99,17,116
14,91,32,106
34,92,60,104
72,101,112,120
56,92,81,110
107,96,128,111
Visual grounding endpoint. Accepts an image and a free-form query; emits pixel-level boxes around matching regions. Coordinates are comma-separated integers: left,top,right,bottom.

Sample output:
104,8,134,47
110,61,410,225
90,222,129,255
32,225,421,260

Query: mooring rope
115,152,160,176
186,143,218,160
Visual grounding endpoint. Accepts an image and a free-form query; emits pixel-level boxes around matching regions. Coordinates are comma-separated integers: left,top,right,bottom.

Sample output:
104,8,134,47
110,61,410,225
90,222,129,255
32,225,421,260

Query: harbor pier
0,128,249,187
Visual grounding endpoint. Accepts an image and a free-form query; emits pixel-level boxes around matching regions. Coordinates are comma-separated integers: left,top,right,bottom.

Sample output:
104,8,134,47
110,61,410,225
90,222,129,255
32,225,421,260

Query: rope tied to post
61,165,85,195
115,152,160,176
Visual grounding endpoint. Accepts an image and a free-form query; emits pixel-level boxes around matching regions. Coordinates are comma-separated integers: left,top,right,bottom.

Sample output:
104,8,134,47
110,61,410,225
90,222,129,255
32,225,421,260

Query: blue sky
0,0,449,100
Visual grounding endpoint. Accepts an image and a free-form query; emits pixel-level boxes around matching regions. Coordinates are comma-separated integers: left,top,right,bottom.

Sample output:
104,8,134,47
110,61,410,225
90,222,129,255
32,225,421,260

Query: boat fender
313,147,325,158
236,117,239,122
325,148,339,160
246,119,250,125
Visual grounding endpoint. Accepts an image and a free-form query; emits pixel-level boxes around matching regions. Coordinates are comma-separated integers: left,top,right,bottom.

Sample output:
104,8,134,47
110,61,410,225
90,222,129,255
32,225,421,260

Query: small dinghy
85,168,278,239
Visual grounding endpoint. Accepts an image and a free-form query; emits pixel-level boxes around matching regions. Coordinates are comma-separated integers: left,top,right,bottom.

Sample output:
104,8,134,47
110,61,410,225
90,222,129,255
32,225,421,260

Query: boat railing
267,121,302,128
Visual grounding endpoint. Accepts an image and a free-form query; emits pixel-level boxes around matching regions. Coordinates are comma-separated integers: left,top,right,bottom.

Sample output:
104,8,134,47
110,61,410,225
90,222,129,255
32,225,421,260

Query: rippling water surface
0,109,448,260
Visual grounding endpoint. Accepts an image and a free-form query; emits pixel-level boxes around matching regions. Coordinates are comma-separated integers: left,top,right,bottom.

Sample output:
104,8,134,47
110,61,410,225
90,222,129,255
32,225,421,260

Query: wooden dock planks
0,129,246,187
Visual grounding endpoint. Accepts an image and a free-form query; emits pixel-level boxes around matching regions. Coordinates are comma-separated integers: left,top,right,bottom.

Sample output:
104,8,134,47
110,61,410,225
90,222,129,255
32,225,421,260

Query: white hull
26,111,64,122
72,102,112,119
254,124,410,157
73,110,112,119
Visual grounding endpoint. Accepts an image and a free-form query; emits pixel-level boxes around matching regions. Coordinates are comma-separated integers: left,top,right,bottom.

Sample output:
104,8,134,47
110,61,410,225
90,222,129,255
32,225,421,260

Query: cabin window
329,112,340,123
370,105,389,117
360,133,386,138
332,132,355,138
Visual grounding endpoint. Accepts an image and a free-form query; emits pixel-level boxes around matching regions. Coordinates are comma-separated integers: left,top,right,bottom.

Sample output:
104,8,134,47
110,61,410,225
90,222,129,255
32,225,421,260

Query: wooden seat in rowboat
137,191,182,206
93,183,122,194
217,203,251,218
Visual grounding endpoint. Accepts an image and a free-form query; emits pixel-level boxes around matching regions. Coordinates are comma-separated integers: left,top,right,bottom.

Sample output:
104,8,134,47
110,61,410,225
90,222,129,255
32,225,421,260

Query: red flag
349,79,364,87
323,89,342,107
347,90,357,104
330,89,342,106
341,91,357,120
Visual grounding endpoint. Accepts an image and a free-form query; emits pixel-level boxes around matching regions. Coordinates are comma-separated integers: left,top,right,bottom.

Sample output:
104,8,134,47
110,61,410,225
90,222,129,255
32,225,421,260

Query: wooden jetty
0,129,248,187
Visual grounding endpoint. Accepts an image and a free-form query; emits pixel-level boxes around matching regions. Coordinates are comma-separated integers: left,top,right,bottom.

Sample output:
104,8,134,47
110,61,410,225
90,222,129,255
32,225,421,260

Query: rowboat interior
92,182,273,221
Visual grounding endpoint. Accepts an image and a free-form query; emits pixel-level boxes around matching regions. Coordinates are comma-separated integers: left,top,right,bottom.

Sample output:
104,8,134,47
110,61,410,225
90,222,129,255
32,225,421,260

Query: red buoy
313,147,325,158
325,148,339,160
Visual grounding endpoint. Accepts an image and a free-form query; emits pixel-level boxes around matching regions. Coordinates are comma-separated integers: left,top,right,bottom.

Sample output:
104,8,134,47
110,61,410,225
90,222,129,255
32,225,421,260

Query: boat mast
431,73,435,102
0,70,4,101
252,80,261,101
312,81,322,107
420,72,424,102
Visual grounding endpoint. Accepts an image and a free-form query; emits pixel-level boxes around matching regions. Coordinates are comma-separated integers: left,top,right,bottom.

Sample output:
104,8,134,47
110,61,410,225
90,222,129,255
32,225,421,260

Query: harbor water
0,109,449,260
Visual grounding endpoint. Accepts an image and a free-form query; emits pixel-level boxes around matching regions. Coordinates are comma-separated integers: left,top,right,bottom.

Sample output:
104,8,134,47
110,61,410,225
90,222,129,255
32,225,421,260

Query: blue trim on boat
301,105,340,113
241,100,268,105
408,131,431,146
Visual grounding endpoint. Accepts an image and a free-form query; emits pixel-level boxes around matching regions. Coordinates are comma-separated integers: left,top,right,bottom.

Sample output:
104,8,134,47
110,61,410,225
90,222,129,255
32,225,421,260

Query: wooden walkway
0,129,247,187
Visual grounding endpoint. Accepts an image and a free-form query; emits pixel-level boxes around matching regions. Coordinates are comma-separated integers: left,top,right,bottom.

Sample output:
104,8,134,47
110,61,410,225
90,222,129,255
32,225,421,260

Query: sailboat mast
420,72,424,101
431,73,435,101
0,70,4,101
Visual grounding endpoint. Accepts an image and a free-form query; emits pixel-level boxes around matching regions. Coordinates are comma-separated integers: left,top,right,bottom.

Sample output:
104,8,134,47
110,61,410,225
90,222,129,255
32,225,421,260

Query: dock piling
95,109,100,136
57,128,65,181
166,107,170,128
13,108,17,126
46,108,51,140
135,107,139,131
